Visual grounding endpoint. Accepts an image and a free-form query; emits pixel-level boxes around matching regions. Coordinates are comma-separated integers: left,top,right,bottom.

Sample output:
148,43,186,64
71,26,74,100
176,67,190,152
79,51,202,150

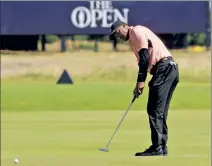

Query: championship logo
71,1,129,28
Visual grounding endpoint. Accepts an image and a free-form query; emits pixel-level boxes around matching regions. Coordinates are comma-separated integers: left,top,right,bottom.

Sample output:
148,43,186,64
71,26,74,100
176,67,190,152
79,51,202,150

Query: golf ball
14,159,19,164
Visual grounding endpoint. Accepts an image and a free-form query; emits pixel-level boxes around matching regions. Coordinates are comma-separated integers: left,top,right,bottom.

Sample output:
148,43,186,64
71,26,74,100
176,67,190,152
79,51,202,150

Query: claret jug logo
71,1,129,28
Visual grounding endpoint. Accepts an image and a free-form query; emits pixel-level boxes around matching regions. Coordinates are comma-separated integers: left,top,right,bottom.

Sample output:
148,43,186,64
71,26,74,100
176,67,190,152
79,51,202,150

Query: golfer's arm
137,48,149,83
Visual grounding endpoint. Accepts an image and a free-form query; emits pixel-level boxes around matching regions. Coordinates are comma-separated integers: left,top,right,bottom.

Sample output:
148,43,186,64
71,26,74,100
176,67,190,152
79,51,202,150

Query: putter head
99,148,108,152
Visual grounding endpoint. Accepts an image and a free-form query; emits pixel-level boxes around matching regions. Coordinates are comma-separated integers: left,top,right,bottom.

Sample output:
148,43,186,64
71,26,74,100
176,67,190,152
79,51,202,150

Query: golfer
109,20,179,156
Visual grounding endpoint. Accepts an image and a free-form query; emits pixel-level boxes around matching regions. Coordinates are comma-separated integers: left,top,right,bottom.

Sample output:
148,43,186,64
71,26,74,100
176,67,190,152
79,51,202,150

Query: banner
0,1,209,35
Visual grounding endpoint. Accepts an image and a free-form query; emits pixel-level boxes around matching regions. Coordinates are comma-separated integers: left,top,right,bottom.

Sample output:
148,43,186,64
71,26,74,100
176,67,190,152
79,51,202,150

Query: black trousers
147,57,179,148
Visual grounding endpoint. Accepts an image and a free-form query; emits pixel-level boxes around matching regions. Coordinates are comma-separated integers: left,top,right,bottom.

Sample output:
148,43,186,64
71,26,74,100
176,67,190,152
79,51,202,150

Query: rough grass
1,48,210,83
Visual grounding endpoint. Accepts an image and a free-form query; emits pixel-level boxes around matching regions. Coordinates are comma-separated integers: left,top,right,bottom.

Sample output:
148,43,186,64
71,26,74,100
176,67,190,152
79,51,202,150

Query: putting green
1,110,210,166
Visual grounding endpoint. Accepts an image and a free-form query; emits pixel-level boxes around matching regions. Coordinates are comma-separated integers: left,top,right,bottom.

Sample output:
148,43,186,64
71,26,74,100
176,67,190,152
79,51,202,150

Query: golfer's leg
147,79,172,148
162,66,179,147
161,80,178,146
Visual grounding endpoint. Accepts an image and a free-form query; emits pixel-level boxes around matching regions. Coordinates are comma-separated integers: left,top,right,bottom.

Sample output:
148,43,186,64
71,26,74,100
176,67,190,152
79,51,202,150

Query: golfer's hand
133,82,145,98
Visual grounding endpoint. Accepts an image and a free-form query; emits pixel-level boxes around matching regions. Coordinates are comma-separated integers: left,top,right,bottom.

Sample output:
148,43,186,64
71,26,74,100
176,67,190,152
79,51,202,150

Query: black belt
159,56,173,63
150,56,174,75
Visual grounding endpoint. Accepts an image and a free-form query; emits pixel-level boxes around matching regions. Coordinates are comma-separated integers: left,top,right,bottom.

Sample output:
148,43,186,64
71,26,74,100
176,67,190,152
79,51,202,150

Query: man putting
109,20,179,156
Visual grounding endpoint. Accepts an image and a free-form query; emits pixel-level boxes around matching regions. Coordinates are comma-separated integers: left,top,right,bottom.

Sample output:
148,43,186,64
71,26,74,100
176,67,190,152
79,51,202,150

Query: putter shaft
104,96,136,150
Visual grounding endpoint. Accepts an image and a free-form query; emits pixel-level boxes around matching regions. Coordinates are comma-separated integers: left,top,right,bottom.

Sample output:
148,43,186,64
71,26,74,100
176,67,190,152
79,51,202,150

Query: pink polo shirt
128,25,171,73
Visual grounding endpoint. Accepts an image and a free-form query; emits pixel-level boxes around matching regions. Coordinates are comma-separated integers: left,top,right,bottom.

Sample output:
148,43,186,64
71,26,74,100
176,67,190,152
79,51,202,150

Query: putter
99,96,137,152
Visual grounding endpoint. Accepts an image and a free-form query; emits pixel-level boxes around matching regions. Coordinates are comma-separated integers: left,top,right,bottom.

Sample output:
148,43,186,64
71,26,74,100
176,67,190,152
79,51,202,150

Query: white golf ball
14,159,19,164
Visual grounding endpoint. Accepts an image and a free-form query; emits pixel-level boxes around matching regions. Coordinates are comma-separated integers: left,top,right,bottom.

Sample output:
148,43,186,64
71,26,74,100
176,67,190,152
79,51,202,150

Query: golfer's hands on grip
133,82,145,98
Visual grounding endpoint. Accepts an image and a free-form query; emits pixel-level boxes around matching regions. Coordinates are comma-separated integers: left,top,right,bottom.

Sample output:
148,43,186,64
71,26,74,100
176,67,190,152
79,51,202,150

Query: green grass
1,110,210,166
1,80,210,111
1,52,210,166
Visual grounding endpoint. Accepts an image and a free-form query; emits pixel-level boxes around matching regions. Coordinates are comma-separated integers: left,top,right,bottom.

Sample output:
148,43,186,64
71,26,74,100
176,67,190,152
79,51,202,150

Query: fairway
1,110,210,166
1,81,210,111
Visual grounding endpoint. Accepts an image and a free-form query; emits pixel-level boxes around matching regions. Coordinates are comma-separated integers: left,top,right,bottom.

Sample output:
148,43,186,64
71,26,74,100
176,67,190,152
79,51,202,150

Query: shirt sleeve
131,27,148,52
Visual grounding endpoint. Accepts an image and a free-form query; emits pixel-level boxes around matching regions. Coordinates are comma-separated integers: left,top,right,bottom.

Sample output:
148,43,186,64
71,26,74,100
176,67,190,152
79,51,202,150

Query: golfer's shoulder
130,25,147,35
